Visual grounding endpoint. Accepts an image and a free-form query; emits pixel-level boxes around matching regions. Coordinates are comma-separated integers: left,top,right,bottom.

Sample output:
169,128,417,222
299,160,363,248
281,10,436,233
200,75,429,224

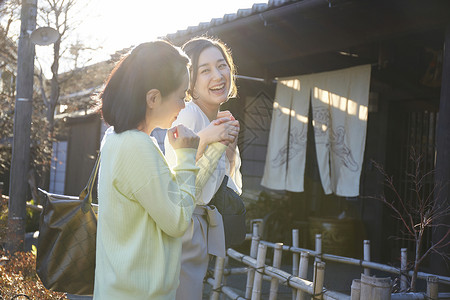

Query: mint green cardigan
93,130,224,299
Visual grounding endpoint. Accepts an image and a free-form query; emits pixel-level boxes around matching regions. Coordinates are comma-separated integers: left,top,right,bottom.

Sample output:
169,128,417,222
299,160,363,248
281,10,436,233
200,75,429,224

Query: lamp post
6,0,38,253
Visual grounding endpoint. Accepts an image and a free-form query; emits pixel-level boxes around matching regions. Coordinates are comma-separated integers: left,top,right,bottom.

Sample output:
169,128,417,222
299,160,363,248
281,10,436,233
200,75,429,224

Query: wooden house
162,0,450,274
56,0,450,275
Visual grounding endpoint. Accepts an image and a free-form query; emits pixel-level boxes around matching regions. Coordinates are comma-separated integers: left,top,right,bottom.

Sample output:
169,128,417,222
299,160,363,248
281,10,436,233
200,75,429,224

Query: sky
33,0,268,75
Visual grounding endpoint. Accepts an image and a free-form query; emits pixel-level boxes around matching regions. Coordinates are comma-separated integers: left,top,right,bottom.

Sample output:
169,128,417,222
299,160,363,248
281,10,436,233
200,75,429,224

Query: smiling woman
163,36,243,300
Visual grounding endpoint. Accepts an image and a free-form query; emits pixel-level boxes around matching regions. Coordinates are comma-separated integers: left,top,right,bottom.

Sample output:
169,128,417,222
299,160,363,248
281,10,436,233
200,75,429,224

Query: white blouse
164,101,242,205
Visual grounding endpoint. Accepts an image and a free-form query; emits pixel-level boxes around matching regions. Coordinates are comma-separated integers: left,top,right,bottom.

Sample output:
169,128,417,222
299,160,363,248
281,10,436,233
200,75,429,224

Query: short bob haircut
100,40,189,133
182,37,237,101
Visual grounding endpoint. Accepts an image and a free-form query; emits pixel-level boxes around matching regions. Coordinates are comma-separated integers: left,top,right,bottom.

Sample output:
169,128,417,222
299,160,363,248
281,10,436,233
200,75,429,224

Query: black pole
6,0,37,253
432,23,450,276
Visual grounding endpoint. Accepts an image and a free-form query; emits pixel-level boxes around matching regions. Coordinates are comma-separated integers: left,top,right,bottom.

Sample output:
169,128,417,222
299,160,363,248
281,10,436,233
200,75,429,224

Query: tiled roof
164,0,299,40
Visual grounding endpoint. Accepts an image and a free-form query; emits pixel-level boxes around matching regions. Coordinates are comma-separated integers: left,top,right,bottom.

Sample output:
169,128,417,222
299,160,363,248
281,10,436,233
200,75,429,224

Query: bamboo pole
292,230,300,276
252,243,268,300
260,240,450,285
260,240,315,253
364,240,371,276
222,256,229,300
253,222,260,237
315,234,322,262
269,243,283,300
426,276,438,300
210,257,225,300
326,252,450,286
350,279,361,300
206,278,247,299
312,261,325,300
292,229,300,300
413,271,450,285
246,236,260,298
227,248,350,300
264,265,350,300
390,293,450,299
400,248,408,292
296,252,310,300
222,267,248,275
390,293,426,299
360,273,392,300
227,248,256,268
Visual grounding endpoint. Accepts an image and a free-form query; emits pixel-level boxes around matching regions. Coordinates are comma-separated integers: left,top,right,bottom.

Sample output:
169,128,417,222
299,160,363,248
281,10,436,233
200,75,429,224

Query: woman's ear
146,89,161,109
191,88,199,100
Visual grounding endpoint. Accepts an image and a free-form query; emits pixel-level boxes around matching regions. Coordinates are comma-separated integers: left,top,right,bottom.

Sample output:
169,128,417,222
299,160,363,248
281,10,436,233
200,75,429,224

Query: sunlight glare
35,0,268,76
347,99,357,116
273,102,308,124
313,87,368,120
280,79,301,91
339,95,347,112
359,105,368,121
82,0,268,59
314,87,330,105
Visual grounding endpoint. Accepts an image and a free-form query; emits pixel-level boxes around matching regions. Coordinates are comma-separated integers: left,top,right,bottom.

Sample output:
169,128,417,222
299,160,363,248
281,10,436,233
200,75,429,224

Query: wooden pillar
432,23,450,276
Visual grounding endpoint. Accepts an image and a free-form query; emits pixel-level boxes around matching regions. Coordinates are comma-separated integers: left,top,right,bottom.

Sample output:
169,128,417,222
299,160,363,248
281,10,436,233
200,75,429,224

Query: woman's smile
209,82,226,95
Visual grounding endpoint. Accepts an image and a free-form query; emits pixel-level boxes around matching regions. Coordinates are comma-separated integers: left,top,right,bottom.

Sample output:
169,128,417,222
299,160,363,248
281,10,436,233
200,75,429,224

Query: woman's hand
216,110,239,145
217,110,235,121
227,119,240,148
167,125,200,149
198,117,239,146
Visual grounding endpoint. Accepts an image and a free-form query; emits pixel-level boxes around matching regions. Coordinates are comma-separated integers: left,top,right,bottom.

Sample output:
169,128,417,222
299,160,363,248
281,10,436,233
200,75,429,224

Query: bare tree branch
35,68,49,107
370,148,450,291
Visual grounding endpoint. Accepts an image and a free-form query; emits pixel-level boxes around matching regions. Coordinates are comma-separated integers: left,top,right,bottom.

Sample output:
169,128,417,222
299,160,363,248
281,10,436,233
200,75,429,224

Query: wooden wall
223,79,276,193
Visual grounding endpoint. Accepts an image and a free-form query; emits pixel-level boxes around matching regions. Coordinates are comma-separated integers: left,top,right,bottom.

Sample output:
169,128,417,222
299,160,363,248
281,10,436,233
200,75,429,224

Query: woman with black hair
94,40,229,299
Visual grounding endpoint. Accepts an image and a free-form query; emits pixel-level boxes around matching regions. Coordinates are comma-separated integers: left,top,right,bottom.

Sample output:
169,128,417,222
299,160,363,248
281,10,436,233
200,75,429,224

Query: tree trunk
411,238,421,291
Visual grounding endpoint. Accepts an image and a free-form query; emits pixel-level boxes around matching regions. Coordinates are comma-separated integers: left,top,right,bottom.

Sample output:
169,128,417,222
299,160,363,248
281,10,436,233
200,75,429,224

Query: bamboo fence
205,224,450,300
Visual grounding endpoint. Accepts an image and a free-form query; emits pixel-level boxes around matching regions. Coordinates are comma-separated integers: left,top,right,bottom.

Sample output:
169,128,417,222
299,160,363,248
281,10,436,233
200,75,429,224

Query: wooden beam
432,23,450,276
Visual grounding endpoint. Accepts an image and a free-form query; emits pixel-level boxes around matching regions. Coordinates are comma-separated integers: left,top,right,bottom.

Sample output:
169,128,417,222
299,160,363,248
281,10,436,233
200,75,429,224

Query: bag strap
221,175,229,188
211,175,229,200
216,175,228,193
80,153,100,213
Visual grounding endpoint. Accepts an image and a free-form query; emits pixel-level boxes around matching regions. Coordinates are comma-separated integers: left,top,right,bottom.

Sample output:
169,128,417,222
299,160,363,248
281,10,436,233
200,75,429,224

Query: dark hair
100,40,189,133
182,37,237,101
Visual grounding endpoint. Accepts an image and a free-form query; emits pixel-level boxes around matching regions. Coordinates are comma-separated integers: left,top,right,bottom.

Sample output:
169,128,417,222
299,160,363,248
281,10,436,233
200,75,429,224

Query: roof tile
165,0,299,41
